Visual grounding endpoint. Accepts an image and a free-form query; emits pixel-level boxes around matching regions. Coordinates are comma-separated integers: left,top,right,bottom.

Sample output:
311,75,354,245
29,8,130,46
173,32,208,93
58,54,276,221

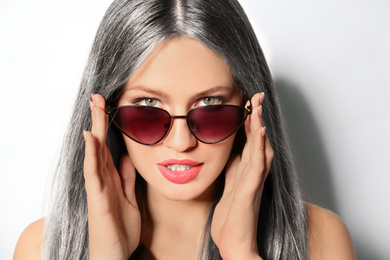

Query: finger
249,93,265,166
83,130,102,193
250,93,264,132
90,94,111,168
119,154,138,206
242,127,265,189
254,92,272,176
90,94,109,149
242,93,264,161
241,94,268,192
263,133,274,175
242,104,251,162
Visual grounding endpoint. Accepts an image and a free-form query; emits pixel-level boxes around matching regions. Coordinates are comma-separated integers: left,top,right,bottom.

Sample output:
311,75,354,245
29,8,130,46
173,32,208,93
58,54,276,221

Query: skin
13,38,356,260
116,39,246,259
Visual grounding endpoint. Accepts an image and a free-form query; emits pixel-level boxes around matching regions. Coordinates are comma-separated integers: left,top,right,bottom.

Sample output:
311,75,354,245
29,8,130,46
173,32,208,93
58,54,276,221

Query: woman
14,0,355,259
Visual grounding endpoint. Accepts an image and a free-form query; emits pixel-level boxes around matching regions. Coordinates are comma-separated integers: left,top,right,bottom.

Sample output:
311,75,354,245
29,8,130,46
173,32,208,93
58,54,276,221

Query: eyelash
130,96,229,107
195,96,228,106
131,97,160,105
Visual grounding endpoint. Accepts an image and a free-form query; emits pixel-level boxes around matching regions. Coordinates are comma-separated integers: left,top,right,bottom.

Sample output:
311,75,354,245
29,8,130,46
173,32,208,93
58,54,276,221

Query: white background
1,0,389,259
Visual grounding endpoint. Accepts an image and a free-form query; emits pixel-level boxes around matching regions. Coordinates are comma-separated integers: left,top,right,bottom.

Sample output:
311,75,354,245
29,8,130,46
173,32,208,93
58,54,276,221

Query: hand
83,94,141,260
211,93,273,260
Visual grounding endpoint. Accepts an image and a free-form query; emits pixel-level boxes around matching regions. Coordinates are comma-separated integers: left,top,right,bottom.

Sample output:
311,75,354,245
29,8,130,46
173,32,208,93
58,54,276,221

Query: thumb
119,154,137,205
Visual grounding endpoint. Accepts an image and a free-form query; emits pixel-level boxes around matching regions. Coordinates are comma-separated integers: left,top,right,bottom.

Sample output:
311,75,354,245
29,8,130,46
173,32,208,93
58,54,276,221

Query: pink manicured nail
260,92,265,104
83,130,87,141
261,126,266,137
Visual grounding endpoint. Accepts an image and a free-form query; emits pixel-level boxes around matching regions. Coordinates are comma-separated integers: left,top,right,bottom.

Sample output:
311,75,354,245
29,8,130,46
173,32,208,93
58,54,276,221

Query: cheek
206,136,236,172
122,137,151,170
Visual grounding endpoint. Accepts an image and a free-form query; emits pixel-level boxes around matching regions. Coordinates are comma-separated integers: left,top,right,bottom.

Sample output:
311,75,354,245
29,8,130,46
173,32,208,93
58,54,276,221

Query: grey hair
44,0,308,259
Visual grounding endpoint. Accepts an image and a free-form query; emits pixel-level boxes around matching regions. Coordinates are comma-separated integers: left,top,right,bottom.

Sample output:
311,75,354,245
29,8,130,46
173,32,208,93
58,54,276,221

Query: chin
150,177,219,202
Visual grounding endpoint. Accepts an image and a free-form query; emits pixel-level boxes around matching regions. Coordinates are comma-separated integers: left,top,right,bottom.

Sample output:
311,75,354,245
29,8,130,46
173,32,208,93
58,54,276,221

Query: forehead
124,38,238,98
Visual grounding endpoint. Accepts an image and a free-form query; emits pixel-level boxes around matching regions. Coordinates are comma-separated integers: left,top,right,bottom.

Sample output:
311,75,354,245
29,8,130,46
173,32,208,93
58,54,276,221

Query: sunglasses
106,102,252,145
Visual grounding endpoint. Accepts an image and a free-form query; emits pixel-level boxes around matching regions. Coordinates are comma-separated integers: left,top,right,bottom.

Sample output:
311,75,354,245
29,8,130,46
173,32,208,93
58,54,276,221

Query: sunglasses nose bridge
163,114,197,151
170,115,187,119
170,114,195,132
168,114,191,133
169,115,188,127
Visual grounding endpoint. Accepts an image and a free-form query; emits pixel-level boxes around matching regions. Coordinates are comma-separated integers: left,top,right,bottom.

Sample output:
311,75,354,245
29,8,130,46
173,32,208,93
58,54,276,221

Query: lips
158,159,203,184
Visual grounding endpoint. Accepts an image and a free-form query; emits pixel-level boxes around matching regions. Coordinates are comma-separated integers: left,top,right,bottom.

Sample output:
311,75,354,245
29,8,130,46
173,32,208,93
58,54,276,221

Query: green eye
202,97,216,105
145,98,157,106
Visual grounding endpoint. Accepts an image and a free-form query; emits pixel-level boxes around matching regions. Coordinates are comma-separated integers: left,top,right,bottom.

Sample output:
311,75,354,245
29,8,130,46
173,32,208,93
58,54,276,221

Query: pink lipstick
157,159,203,184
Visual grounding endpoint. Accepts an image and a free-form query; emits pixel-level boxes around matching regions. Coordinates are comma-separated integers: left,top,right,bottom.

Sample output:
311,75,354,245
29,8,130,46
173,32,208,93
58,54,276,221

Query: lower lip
157,164,203,184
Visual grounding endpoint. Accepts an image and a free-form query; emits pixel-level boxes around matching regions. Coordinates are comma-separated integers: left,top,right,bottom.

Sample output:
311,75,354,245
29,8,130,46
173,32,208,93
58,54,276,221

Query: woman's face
118,38,242,201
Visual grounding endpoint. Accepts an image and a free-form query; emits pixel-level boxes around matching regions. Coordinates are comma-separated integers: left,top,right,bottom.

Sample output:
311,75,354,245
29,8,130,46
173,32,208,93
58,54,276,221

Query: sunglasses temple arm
105,105,117,130
246,99,253,114
105,105,112,115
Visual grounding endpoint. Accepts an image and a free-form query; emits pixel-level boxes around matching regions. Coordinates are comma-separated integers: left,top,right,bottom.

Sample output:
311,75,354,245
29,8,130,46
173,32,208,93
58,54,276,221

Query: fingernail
258,105,263,117
91,93,95,102
83,130,87,142
261,126,266,137
260,92,265,104
89,100,94,111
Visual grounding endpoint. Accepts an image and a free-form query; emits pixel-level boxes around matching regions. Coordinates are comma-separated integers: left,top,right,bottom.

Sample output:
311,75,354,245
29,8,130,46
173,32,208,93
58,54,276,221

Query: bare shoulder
306,203,356,259
13,218,44,260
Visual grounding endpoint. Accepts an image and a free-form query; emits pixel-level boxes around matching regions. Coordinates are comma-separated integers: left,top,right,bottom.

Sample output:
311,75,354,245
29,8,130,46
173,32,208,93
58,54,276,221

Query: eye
139,98,160,107
203,97,215,105
197,96,226,106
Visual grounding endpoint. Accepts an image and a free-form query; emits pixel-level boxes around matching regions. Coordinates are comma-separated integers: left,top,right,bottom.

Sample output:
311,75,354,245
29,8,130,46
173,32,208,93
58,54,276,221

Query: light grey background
1,0,389,259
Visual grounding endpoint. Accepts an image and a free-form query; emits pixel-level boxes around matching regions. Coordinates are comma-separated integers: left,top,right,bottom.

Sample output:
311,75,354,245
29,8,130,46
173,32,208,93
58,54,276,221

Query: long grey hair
43,0,308,259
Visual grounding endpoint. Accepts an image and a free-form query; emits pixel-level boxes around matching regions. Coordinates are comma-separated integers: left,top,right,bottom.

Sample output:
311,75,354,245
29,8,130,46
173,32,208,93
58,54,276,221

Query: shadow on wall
274,78,339,213
274,78,384,260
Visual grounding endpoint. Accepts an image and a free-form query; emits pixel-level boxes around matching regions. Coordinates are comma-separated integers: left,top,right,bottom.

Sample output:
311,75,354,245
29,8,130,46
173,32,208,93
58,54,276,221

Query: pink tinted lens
187,106,246,143
115,106,170,144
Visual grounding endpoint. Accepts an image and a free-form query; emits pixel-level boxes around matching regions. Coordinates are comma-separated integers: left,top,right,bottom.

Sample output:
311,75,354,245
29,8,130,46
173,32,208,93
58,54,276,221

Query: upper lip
158,159,202,166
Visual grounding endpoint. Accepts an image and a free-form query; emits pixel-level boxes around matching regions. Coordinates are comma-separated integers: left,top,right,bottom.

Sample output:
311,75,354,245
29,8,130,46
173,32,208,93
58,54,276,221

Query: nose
163,117,197,152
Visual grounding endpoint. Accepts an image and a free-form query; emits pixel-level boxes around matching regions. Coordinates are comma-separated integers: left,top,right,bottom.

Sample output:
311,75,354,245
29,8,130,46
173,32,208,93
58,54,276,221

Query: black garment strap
129,243,153,260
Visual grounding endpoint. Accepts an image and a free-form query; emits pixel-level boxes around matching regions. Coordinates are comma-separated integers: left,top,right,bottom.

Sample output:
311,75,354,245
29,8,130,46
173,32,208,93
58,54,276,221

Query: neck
141,181,218,259
146,182,216,234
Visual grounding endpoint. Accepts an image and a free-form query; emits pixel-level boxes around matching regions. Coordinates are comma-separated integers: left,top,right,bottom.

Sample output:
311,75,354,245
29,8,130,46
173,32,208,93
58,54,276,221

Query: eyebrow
193,86,235,99
125,85,235,100
125,86,169,99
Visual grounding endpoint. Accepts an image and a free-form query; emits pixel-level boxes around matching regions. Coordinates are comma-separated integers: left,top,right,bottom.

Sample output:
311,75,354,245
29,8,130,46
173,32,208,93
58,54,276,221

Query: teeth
166,164,192,172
